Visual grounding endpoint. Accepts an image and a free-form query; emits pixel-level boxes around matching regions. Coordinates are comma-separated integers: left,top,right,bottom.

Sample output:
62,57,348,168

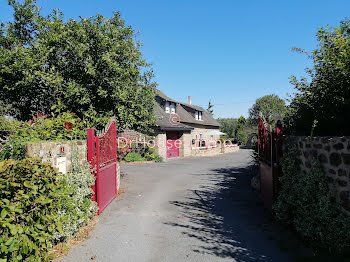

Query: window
170,103,176,114
165,101,170,113
165,101,176,114
195,111,203,120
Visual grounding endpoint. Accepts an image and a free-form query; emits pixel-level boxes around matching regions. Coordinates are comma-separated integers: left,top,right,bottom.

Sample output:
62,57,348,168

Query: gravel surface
57,149,293,262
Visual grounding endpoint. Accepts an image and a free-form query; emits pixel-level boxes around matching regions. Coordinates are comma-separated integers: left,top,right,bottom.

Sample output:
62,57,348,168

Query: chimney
188,96,191,105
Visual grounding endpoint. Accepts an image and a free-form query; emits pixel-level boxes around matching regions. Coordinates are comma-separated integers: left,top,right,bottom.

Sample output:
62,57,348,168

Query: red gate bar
87,121,118,214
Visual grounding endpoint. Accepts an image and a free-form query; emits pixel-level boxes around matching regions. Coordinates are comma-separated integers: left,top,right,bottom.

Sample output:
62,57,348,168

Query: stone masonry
296,136,350,212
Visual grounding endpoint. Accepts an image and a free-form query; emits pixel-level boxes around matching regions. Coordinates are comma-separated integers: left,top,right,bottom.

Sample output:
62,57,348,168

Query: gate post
87,128,96,202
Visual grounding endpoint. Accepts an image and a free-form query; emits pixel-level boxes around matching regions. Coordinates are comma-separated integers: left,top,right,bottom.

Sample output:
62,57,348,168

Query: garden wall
296,136,350,212
26,141,120,192
26,141,87,174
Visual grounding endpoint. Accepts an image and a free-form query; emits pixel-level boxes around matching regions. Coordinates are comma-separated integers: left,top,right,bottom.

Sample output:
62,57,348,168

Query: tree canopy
248,94,286,125
0,0,156,131
286,19,350,136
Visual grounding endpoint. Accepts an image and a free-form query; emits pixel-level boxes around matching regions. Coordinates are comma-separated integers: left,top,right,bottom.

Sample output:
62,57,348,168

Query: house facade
153,90,238,159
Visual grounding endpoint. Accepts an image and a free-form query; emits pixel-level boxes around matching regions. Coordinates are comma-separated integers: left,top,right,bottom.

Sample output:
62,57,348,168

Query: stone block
333,143,344,150
342,153,350,165
324,145,331,152
330,153,342,167
338,169,347,177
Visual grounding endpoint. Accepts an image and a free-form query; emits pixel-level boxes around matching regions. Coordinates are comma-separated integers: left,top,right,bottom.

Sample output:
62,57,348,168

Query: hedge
0,158,68,261
0,147,96,261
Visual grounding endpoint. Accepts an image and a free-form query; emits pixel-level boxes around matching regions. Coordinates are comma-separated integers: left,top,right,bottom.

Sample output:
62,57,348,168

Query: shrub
154,155,163,163
51,143,96,242
124,152,145,162
0,112,87,160
0,158,68,261
273,138,350,254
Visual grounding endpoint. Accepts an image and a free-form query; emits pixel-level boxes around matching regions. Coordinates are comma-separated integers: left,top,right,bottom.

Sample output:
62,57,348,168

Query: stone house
153,89,238,159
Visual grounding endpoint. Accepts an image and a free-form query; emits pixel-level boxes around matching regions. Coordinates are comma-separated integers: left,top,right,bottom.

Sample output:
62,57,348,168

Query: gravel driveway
57,149,293,262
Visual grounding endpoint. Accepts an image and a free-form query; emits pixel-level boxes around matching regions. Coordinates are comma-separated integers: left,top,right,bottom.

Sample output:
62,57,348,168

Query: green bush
124,152,145,162
51,143,96,242
154,155,163,163
0,112,88,160
0,149,96,261
273,138,350,254
0,158,68,261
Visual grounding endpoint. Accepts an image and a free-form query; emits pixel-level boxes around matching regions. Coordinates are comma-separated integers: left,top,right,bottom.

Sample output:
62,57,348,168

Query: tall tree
248,95,286,126
286,19,350,136
0,0,156,131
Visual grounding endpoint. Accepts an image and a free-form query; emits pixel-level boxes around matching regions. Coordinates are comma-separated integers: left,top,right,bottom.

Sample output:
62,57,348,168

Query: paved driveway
58,149,293,262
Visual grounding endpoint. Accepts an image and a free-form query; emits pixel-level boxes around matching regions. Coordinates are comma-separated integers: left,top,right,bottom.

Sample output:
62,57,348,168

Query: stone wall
223,145,240,154
26,140,121,193
296,136,350,212
191,146,222,157
26,141,87,174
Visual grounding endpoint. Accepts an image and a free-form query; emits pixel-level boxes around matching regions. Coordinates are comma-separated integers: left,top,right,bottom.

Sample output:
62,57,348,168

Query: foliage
117,136,163,162
123,152,145,162
217,116,256,146
153,155,163,163
52,143,96,242
248,94,287,126
273,137,350,254
217,118,237,138
207,100,214,116
0,158,67,261
286,19,350,135
0,0,156,132
236,130,247,146
0,112,87,160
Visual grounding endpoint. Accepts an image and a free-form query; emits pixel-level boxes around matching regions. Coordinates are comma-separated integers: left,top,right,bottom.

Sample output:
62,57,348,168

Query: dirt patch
118,187,126,195
51,216,99,259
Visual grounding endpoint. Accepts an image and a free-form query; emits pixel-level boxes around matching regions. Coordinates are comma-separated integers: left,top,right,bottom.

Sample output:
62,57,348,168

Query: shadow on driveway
165,165,292,262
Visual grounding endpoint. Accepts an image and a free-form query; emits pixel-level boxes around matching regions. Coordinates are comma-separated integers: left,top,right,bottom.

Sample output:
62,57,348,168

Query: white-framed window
165,101,170,113
170,103,176,114
165,101,176,114
195,111,203,120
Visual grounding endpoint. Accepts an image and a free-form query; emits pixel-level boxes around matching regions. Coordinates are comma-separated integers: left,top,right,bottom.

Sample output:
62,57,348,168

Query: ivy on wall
273,137,350,254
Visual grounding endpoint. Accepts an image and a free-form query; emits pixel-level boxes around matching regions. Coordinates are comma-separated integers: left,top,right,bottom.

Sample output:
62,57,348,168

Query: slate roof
155,89,220,129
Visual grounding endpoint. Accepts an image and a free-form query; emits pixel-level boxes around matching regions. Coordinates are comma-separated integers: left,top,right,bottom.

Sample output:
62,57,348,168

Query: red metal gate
87,121,118,214
258,117,282,210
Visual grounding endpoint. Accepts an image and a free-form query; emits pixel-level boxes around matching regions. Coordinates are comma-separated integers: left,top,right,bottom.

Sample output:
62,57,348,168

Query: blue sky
0,0,349,118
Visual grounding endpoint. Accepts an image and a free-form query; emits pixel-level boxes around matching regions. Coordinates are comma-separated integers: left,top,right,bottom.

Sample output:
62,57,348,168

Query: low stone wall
223,145,240,154
296,136,350,212
191,146,222,157
26,141,87,174
190,145,239,157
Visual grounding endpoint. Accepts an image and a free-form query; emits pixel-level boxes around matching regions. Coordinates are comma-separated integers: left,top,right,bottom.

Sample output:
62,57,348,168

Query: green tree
248,95,286,126
286,19,350,136
217,118,237,138
0,0,156,131
207,100,214,116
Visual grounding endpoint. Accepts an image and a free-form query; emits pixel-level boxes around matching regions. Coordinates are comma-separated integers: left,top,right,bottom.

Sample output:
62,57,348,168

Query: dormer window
195,111,203,120
165,101,176,114
170,103,176,114
165,102,170,113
